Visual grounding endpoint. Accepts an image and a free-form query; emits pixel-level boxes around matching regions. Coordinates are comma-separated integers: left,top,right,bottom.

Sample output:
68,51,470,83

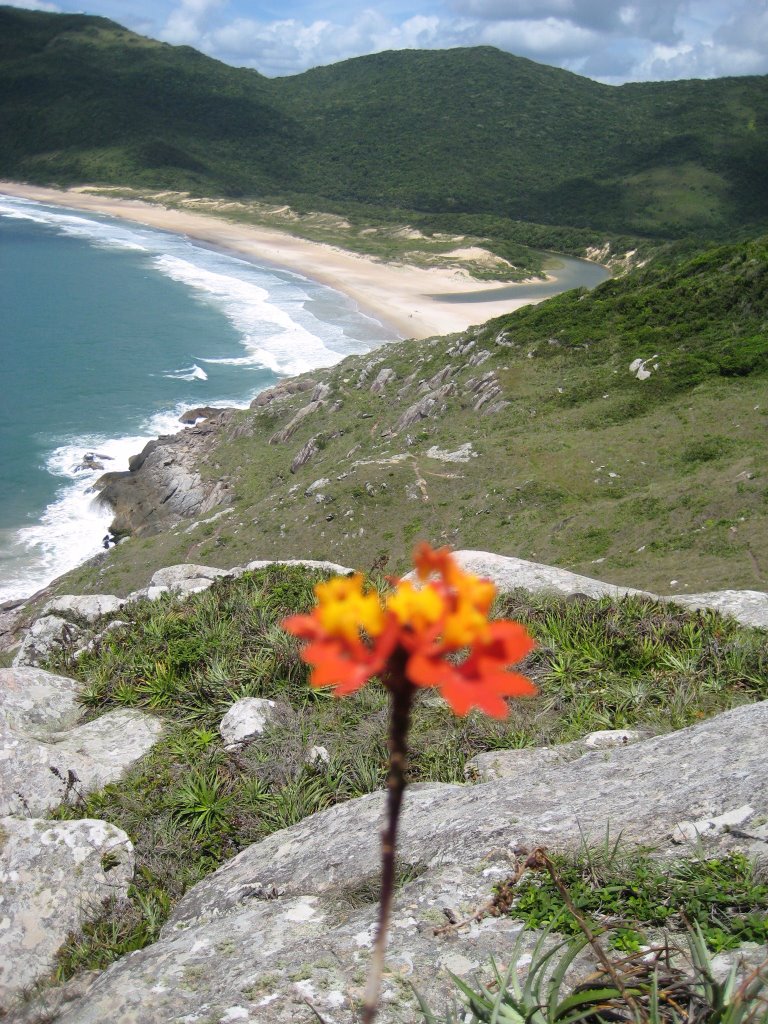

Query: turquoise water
0,196,394,601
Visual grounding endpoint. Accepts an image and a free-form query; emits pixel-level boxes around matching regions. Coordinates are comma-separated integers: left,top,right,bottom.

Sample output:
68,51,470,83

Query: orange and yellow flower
282,543,536,718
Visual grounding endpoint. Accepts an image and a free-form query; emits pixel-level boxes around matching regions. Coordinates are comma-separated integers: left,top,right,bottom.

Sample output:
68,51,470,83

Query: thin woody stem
361,669,414,1024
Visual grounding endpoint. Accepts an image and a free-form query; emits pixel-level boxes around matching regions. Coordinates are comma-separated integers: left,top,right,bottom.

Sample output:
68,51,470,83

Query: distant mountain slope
1,7,767,238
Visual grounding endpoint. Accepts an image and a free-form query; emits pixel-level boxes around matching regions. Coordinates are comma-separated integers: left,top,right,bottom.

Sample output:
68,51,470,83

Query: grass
510,846,768,954
42,564,768,980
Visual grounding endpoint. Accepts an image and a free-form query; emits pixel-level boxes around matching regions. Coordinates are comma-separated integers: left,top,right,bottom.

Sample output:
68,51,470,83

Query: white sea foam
0,432,145,604
152,255,346,375
163,363,209,382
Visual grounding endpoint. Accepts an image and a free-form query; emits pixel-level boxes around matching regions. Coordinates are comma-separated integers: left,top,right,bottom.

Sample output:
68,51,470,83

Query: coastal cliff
80,235,768,602
94,410,237,537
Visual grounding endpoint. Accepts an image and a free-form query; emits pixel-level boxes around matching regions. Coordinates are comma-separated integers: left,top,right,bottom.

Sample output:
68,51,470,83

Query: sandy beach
0,181,566,339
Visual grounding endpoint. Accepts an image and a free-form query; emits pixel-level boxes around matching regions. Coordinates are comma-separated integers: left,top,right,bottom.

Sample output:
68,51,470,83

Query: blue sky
8,0,768,80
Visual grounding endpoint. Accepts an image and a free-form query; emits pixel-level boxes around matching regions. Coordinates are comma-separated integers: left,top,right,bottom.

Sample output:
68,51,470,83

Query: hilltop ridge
2,6,768,243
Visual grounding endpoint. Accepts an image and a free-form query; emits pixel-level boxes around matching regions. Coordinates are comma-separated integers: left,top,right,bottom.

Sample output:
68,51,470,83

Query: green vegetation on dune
45,566,767,976
57,235,768,600
1,7,767,242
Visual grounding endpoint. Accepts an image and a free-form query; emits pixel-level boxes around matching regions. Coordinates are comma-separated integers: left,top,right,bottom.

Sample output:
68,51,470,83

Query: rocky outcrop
0,816,134,1010
43,594,126,622
41,700,768,1024
178,405,223,424
1,672,163,817
94,423,234,537
667,589,768,630
370,367,396,395
250,377,317,409
290,434,321,473
269,399,326,445
406,551,650,600
388,380,456,435
0,666,162,1010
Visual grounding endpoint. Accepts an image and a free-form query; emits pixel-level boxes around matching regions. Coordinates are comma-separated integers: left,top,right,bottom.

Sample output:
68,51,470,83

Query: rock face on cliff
94,414,236,536
35,700,768,1024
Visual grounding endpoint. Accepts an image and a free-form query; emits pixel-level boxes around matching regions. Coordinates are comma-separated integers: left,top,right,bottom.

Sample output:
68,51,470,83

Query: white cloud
161,0,227,47
3,0,60,10
207,8,450,74
476,17,599,58
16,0,768,83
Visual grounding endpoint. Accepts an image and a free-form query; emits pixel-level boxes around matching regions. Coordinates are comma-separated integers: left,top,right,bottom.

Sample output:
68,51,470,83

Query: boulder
0,708,163,817
12,615,85,667
370,368,395,395
219,698,281,750
409,551,648,600
0,816,134,1012
144,564,232,600
0,666,83,735
668,589,768,630
48,701,768,1024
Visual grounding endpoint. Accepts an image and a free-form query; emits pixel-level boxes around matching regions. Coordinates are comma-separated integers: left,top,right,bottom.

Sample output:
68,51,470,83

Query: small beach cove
0,183,611,339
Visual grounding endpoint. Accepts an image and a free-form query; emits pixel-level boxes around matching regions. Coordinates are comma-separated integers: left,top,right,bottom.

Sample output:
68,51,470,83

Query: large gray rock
42,595,126,623
245,558,353,575
143,563,233,600
442,551,649,600
0,667,83,735
0,816,134,1012
416,552,767,629
50,701,768,1024
668,589,768,630
0,709,163,817
12,615,85,668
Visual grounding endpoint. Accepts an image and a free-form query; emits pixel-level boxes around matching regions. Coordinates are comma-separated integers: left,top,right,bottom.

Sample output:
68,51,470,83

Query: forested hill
1,6,768,239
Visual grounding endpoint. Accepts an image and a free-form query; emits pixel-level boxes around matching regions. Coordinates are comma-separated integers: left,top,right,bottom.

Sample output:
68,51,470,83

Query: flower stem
361,671,414,1024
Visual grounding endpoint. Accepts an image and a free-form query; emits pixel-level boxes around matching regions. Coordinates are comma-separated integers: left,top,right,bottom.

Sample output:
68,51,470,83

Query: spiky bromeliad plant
283,542,537,1023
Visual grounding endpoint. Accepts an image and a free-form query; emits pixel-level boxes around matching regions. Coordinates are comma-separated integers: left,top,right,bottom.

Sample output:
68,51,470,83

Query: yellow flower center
315,574,385,642
386,580,445,632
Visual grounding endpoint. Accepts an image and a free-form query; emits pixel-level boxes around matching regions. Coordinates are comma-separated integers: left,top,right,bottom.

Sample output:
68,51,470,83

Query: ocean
0,195,395,602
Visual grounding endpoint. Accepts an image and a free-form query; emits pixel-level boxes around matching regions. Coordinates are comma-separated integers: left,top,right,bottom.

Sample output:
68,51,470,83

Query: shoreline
0,181,586,339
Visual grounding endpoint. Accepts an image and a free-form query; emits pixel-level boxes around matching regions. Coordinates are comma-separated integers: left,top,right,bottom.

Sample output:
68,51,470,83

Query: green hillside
1,7,767,239
57,237,768,600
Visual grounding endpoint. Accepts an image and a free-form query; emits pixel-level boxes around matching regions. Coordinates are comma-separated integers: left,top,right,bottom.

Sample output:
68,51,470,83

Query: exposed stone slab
48,701,768,1024
150,564,232,589
0,710,163,817
466,729,648,781
412,552,766,629
42,595,126,623
0,816,134,1012
0,667,83,736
